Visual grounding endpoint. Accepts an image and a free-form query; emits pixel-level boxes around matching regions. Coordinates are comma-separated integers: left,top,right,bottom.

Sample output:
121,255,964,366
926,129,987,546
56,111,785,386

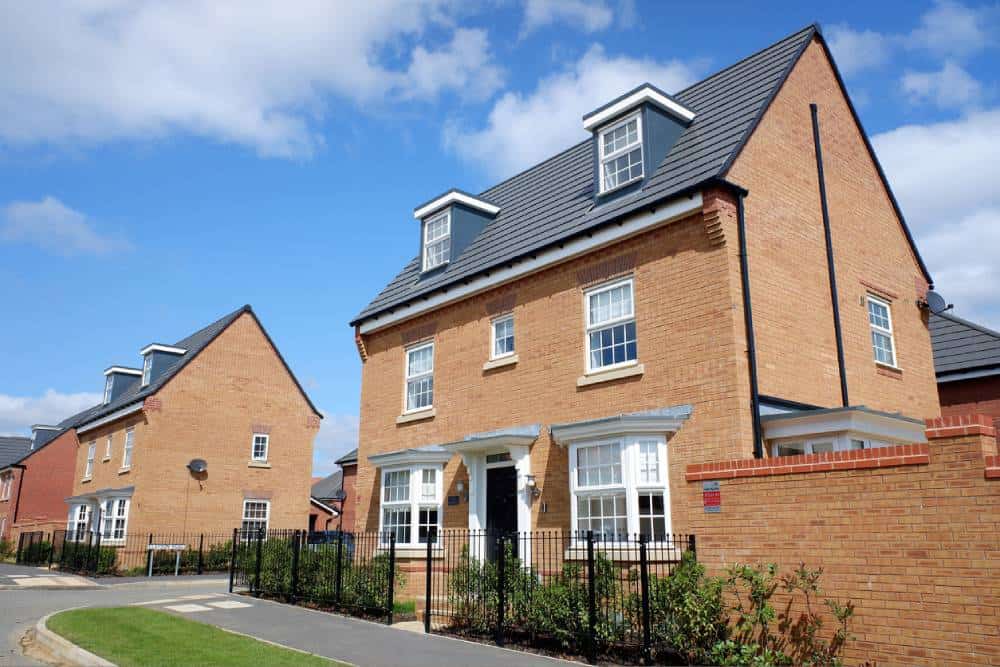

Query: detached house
64,305,320,544
349,24,940,552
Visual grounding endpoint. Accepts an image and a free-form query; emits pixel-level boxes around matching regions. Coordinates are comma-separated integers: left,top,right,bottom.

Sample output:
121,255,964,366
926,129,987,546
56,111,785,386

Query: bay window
68,504,91,541
585,278,637,372
570,435,669,542
379,465,442,548
101,498,130,542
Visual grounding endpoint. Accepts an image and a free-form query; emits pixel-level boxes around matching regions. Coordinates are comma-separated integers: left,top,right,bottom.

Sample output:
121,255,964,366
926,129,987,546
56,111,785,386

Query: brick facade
68,311,318,536
2,429,80,542
684,417,999,666
939,375,1000,435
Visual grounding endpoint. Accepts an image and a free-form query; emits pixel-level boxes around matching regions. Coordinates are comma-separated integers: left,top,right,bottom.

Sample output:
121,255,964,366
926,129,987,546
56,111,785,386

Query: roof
0,436,32,469
352,25,930,329
335,448,358,465
72,305,321,431
311,470,343,499
930,312,1000,379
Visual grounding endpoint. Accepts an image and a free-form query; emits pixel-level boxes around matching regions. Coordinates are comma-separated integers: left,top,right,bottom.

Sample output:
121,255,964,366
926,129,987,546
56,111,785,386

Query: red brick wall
939,375,1000,434
340,463,357,532
684,416,999,666
3,429,79,542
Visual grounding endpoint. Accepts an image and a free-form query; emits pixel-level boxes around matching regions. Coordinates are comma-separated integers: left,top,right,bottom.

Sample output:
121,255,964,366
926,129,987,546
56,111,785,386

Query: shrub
59,542,117,575
19,540,52,565
647,550,726,664
0,538,15,561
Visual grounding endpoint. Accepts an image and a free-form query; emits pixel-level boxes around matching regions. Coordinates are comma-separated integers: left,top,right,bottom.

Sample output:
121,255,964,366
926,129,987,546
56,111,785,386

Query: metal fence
226,528,695,663
16,529,236,576
229,529,398,623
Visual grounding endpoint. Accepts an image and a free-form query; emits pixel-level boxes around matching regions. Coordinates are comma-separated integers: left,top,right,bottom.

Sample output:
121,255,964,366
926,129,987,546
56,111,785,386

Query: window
0,472,12,500
491,314,515,359
103,376,113,404
141,354,153,386
570,436,668,542
405,342,434,412
598,114,643,193
867,295,896,367
422,211,451,271
122,428,134,469
379,465,442,547
68,504,91,541
251,433,269,462
241,500,270,535
85,441,96,477
585,278,637,372
104,435,113,460
771,437,889,457
101,498,129,542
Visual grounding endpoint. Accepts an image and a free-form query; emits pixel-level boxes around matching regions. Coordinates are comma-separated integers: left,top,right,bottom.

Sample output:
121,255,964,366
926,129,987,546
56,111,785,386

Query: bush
0,538,14,561
648,550,726,664
59,542,117,575
19,540,52,565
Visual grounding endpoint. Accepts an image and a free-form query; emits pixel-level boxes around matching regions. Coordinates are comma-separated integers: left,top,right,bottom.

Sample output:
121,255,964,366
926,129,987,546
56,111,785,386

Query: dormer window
423,211,451,271
599,113,643,193
141,354,152,386
103,376,113,404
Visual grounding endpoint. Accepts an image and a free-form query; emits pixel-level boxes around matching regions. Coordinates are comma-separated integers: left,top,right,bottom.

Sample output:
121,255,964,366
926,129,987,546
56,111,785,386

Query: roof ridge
174,304,251,347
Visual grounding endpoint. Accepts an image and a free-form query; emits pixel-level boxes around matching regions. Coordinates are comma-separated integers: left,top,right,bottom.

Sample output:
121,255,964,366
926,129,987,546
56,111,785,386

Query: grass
47,607,346,667
393,599,416,615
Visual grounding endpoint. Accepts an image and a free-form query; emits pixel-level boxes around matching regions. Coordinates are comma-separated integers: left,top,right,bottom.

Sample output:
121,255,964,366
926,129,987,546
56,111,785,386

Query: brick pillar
925,414,997,462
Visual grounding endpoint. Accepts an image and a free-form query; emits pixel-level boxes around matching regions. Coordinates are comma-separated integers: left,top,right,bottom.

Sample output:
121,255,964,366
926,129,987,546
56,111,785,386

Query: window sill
81,476,92,483
875,361,902,373
248,461,272,469
397,408,435,425
563,544,680,563
379,546,444,559
102,457,111,462
577,362,644,387
483,354,518,371
118,467,131,475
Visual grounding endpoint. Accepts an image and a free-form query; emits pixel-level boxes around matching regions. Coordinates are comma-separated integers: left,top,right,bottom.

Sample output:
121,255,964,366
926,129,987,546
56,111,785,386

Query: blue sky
2,1,998,473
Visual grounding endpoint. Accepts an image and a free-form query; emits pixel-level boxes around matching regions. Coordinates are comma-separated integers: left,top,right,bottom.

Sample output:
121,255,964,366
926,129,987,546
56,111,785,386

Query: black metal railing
424,530,695,663
43,530,236,577
229,528,398,624
15,531,50,565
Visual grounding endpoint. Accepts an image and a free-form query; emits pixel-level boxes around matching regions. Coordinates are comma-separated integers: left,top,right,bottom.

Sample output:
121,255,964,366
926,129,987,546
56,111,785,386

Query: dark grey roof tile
930,312,1000,375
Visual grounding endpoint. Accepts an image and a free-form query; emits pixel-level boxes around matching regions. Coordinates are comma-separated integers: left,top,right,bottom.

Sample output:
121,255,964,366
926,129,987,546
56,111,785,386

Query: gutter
811,103,849,407
734,188,764,459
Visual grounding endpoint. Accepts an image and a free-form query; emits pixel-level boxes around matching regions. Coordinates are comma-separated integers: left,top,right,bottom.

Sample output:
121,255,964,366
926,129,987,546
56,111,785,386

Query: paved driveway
1,569,577,667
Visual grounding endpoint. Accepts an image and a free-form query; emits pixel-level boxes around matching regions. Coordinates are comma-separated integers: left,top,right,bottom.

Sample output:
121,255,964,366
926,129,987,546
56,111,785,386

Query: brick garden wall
684,415,1000,666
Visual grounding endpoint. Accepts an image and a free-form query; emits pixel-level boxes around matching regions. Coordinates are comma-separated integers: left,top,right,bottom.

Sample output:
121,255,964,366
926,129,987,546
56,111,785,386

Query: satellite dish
187,458,207,474
924,290,951,315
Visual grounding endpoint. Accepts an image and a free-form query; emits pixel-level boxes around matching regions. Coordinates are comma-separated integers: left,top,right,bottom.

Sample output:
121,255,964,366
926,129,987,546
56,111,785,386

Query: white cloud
521,0,613,36
907,0,992,57
0,389,100,436
403,28,504,102
312,412,359,476
826,24,893,76
873,109,1000,329
0,1,502,158
444,45,700,179
1,196,130,255
902,61,982,109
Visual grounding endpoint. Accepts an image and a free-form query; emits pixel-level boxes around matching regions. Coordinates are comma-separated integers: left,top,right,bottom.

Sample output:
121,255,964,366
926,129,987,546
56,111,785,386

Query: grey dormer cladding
104,368,141,403
351,24,932,330
140,346,186,386
586,84,694,204
414,189,500,277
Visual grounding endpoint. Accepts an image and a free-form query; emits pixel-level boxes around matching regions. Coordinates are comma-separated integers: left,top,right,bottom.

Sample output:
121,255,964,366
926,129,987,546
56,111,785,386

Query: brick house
0,423,83,543
309,448,358,533
348,22,940,557
63,304,320,544
931,311,1000,430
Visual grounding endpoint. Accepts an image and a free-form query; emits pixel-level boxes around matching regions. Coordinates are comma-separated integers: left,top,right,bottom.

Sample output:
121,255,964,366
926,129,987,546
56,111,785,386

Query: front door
485,465,517,559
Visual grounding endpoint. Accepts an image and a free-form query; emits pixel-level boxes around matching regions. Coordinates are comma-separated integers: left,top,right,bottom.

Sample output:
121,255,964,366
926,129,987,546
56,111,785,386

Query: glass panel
872,331,894,364
576,442,622,488
421,469,436,500
776,442,806,457
588,322,637,369
383,470,410,502
811,441,834,454
576,491,628,541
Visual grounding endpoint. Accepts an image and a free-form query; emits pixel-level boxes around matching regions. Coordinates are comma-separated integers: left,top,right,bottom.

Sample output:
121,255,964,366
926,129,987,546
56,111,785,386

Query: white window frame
404,341,434,413
378,464,443,548
584,277,638,373
67,504,92,542
251,433,269,462
0,472,12,500
568,435,670,544
122,428,135,469
104,435,113,460
771,434,889,457
422,210,451,272
490,314,515,360
241,499,270,535
598,112,644,194
85,441,96,478
101,497,130,544
867,294,897,368
103,376,113,404
141,354,153,386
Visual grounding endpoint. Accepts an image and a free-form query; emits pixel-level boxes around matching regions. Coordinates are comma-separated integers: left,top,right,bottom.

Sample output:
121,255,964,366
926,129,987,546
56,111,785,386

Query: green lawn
47,607,346,667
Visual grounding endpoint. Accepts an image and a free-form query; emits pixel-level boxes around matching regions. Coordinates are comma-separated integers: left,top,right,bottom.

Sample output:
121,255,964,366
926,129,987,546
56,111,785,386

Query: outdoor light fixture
525,475,541,499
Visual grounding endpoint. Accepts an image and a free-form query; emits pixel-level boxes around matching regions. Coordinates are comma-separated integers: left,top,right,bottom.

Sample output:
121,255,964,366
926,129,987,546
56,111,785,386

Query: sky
1,1,998,474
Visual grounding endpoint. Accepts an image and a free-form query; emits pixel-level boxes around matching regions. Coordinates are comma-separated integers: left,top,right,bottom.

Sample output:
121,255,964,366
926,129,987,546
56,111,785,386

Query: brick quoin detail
986,455,1000,479
686,444,929,482
925,413,996,439
143,396,162,411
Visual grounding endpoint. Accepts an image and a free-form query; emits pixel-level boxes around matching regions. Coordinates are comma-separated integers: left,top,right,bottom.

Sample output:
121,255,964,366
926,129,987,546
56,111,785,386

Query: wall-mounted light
525,475,541,499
